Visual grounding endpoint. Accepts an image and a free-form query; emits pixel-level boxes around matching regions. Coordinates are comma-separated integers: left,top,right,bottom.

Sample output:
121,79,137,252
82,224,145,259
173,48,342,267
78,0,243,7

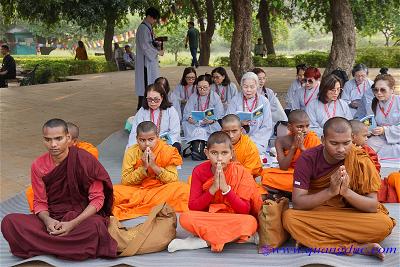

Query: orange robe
388,172,400,202
233,134,266,195
113,140,189,220
180,162,262,252
26,142,99,212
261,131,320,192
283,146,396,251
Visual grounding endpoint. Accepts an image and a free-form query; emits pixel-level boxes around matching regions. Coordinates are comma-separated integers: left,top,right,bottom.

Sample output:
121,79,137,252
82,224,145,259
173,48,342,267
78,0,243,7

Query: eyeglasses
185,76,196,80
197,86,209,91
329,87,342,92
372,88,388,94
212,75,223,80
302,78,314,84
146,97,161,103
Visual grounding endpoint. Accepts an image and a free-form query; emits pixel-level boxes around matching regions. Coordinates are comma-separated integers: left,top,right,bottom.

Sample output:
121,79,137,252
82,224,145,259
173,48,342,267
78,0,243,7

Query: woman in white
173,67,197,118
342,63,374,117
127,83,181,152
367,73,400,159
291,67,321,111
211,67,238,111
306,74,352,136
252,67,287,125
285,64,307,112
226,72,273,153
182,74,224,143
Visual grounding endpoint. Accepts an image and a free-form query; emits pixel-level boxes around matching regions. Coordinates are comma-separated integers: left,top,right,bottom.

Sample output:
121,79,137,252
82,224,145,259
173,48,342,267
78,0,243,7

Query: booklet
191,108,216,122
160,132,173,145
359,114,377,131
236,105,264,121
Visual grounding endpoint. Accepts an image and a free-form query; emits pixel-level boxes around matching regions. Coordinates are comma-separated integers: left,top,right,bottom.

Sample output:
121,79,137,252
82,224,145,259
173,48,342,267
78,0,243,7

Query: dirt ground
0,67,396,201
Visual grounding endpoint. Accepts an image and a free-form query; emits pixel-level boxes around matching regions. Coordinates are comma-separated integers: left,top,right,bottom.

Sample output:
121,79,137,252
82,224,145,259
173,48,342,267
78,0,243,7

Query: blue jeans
190,47,198,67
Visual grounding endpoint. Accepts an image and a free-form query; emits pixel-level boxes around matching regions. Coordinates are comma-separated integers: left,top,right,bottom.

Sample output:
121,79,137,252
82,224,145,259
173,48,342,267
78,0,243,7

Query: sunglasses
146,97,161,103
302,78,314,84
372,88,388,94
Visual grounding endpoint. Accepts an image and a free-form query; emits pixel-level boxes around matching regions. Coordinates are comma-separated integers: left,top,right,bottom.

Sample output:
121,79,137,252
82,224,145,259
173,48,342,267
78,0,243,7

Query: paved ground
0,67,397,201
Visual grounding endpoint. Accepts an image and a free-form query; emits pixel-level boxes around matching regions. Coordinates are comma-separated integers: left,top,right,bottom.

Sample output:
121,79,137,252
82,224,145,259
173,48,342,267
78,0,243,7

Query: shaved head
136,121,158,136
349,120,367,134
66,122,79,139
288,109,309,124
323,117,352,137
42,118,68,134
221,114,241,127
207,131,232,150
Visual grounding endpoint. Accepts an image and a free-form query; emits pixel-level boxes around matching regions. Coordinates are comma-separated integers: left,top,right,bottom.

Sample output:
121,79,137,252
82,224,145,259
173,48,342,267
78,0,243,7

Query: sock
168,236,208,252
246,232,259,245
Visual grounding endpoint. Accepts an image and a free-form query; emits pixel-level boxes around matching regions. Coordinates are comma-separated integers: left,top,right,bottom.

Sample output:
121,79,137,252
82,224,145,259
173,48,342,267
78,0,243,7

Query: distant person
254,38,266,57
123,45,135,69
185,21,200,68
285,64,307,114
135,7,163,110
114,43,125,71
74,41,88,60
0,44,16,88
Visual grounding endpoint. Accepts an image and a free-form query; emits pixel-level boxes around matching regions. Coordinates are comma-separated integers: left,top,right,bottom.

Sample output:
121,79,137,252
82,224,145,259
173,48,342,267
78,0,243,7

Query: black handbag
183,140,207,161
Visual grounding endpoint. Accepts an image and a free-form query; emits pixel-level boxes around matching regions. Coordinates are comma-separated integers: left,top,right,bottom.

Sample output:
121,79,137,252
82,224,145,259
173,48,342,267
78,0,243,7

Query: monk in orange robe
262,110,321,192
350,120,381,172
26,122,99,211
168,131,262,253
283,117,395,260
221,114,266,195
112,121,189,220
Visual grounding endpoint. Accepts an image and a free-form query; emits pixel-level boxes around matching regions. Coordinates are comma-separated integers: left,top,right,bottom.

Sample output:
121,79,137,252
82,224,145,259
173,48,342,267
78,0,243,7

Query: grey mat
1,130,399,267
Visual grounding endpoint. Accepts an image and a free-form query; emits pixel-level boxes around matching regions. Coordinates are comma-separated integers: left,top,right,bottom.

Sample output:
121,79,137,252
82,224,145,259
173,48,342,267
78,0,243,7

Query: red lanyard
217,85,226,102
150,109,162,130
303,85,318,106
198,94,210,111
243,95,258,112
356,81,366,95
379,95,395,118
324,100,337,118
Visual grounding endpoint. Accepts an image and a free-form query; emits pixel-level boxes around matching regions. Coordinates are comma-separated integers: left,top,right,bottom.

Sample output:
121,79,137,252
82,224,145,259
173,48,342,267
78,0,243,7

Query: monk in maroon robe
1,118,117,260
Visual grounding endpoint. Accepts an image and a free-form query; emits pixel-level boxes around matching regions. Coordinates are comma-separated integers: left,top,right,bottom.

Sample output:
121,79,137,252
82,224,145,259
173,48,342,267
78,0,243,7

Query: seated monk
283,117,396,260
168,131,262,253
1,119,117,260
261,110,321,193
26,121,99,212
221,114,266,195
113,121,189,220
350,120,381,173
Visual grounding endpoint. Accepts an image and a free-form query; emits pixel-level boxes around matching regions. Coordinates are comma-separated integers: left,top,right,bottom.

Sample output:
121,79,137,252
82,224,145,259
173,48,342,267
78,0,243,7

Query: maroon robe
1,147,118,260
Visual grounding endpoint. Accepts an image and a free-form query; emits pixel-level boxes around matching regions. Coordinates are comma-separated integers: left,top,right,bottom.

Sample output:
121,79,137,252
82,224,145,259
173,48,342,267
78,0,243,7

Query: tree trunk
324,0,355,77
190,0,215,66
230,0,253,82
104,14,116,62
175,52,178,62
382,30,390,46
258,0,275,55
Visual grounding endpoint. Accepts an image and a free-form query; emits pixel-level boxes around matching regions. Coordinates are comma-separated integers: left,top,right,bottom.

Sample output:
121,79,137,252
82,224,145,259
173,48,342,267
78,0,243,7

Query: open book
359,114,377,131
191,108,216,122
236,105,264,121
159,132,173,145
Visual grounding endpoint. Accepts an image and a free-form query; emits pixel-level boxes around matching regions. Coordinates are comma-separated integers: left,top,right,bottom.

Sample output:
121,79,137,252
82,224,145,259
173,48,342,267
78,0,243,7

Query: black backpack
183,140,207,161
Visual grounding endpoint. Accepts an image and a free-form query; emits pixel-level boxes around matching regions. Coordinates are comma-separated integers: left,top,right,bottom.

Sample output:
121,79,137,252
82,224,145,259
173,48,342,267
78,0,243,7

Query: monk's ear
204,147,210,160
321,135,325,145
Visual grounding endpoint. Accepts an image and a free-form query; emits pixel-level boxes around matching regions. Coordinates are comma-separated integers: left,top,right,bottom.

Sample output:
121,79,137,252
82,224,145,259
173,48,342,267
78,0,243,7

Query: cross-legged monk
1,119,117,260
113,121,189,220
168,131,262,253
26,121,99,212
221,114,266,195
350,120,381,172
283,117,396,260
261,110,321,193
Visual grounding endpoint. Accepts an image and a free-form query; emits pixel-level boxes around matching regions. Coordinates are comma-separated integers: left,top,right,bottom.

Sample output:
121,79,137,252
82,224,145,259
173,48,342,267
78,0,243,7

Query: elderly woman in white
225,72,273,154
367,73,400,160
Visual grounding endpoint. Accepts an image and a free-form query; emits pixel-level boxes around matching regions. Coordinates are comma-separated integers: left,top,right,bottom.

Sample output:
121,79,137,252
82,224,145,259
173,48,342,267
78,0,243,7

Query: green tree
155,20,188,61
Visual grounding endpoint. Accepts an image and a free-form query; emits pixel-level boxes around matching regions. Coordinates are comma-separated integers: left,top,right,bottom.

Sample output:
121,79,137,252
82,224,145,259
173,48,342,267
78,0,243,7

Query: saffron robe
180,161,262,252
26,143,99,212
282,145,396,252
113,140,189,220
261,131,321,192
1,147,117,260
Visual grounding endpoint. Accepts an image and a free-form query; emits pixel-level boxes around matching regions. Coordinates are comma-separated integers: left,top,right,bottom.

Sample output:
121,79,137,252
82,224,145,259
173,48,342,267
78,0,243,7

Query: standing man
0,44,16,88
185,21,200,68
254,38,267,57
135,7,163,111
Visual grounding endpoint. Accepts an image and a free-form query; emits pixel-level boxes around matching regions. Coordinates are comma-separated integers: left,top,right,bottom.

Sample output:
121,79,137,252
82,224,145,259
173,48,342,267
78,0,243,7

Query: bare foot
359,243,385,261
